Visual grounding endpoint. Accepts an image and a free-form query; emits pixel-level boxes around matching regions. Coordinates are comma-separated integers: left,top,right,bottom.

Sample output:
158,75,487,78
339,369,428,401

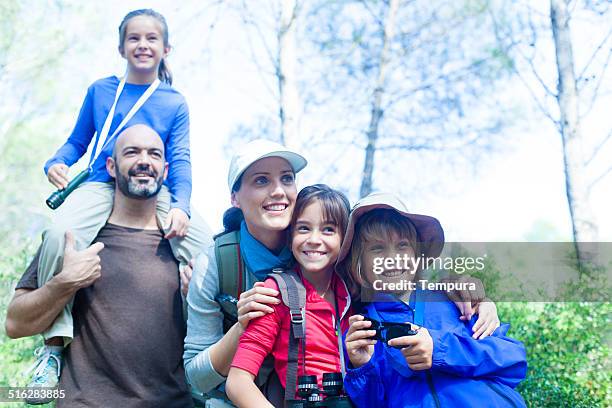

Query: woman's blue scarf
239,221,293,280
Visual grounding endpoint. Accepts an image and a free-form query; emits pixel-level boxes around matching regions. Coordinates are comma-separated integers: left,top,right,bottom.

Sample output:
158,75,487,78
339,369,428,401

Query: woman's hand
236,282,280,331
471,300,500,339
345,315,377,368
164,208,190,239
444,275,486,321
47,163,69,189
387,325,433,371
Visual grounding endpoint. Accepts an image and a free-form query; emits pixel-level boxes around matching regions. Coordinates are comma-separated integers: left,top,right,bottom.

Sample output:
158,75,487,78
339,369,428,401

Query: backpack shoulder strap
268,269,306,401
214,230,246,298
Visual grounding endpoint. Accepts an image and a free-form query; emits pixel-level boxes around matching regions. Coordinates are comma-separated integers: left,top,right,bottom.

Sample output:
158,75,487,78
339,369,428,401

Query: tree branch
587,164,612,193
515,47,557,97
576,26,612,82
580,45,612,118
585,128,612,166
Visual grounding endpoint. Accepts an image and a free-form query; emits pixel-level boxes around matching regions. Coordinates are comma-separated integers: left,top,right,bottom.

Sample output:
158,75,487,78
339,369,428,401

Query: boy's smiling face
360,232,418,293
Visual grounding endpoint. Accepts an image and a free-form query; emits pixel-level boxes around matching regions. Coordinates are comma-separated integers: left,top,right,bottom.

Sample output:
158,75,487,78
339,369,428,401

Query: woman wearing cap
339,193,527,408
183,139,307,403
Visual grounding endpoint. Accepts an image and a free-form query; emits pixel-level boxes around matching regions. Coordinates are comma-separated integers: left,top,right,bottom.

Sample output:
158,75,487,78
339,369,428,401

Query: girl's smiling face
120,15,169,80
291,201,342,274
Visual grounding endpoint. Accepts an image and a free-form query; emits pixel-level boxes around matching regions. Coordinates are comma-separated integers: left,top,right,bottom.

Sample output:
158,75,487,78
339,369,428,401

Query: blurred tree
550,0,602,266
227,0,516,200
0,1,105,255
278,0,301,148
489,0,611,269
302,0,515,198
224,0,304,149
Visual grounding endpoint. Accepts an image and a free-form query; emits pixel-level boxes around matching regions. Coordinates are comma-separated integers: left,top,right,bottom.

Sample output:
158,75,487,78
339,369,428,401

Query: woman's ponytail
213,207,244,239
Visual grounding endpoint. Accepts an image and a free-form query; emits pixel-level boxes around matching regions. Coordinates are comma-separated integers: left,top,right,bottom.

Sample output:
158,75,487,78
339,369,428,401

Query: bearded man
6,124,195,407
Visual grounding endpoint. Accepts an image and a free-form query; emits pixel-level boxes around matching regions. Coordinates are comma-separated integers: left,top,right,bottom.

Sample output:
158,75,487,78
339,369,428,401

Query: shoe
24,345,63,405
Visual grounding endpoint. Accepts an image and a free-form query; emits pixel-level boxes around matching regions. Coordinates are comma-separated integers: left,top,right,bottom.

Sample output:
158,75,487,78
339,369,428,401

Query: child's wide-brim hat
227,139,307,191
336,192,445,264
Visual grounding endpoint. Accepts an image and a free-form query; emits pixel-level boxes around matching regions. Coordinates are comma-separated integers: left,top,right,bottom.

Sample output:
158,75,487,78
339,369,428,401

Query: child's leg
38,182,114,344
155,186,213,267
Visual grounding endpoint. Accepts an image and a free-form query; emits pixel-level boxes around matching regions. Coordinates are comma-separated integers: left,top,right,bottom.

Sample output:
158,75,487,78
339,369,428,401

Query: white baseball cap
227,139,308,191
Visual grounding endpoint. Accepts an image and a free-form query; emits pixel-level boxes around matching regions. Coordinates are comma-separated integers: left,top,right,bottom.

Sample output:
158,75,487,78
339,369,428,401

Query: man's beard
116,164,164,199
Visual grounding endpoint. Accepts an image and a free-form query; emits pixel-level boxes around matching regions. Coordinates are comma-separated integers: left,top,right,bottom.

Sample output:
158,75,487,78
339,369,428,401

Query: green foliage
0,243,53,408
435,244,611,406
500,302,611,407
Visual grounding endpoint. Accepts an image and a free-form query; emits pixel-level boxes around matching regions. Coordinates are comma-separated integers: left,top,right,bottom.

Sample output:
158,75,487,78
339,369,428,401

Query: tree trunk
278,0,300,148
550,0,598,269
359,0,399,198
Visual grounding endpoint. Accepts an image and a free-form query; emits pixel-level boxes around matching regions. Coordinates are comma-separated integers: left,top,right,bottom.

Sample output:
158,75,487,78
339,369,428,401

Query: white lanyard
88,76,160,169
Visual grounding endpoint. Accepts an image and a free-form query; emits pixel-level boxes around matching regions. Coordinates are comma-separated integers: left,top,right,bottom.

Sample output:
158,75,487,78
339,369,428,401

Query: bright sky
30,1,612,242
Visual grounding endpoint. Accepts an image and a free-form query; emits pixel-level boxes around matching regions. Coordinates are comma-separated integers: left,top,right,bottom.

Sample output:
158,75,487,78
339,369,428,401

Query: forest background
0,0,610,406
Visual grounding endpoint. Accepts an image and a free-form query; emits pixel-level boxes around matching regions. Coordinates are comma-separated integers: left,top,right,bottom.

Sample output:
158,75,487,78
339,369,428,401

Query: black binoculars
46,169,91,210
363,317,418,348
295,372,353,407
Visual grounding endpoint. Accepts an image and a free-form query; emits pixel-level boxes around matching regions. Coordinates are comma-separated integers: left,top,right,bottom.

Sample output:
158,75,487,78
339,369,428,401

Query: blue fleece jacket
45,76,192,216
344,291,527,408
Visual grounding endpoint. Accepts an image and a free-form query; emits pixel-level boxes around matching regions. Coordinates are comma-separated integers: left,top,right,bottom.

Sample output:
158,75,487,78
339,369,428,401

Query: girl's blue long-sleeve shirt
45,76,192,216
344,291,527,408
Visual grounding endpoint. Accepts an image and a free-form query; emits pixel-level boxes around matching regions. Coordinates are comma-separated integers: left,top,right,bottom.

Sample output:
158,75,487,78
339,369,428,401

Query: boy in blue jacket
337,193,527,407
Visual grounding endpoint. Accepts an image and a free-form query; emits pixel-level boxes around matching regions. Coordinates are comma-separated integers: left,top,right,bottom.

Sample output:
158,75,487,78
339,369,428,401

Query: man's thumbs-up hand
55,231,104,290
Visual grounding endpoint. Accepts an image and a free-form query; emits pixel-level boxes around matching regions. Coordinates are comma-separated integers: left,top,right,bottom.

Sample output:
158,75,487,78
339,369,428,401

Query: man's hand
180,258,194,297
164,208,189,239
387,326,433,371
47,163,69,190
345,315,377,368
471,300,500,339
54,231,104,290
236,282,280,331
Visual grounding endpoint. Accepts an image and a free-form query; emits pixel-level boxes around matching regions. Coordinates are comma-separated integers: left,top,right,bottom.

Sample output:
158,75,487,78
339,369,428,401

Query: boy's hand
48,163,69,189
345,315,377,368
387,326,433,371
164,208,190,239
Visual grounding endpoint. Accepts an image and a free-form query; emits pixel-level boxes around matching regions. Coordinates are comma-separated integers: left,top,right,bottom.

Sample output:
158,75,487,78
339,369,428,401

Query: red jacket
231,269,352,390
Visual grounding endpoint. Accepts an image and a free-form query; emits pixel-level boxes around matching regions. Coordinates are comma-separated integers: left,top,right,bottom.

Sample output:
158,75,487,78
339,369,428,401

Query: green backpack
214,230,249,332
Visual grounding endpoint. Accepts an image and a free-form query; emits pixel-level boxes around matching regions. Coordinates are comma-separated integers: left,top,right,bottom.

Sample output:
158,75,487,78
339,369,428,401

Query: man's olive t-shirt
17,224,193,408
